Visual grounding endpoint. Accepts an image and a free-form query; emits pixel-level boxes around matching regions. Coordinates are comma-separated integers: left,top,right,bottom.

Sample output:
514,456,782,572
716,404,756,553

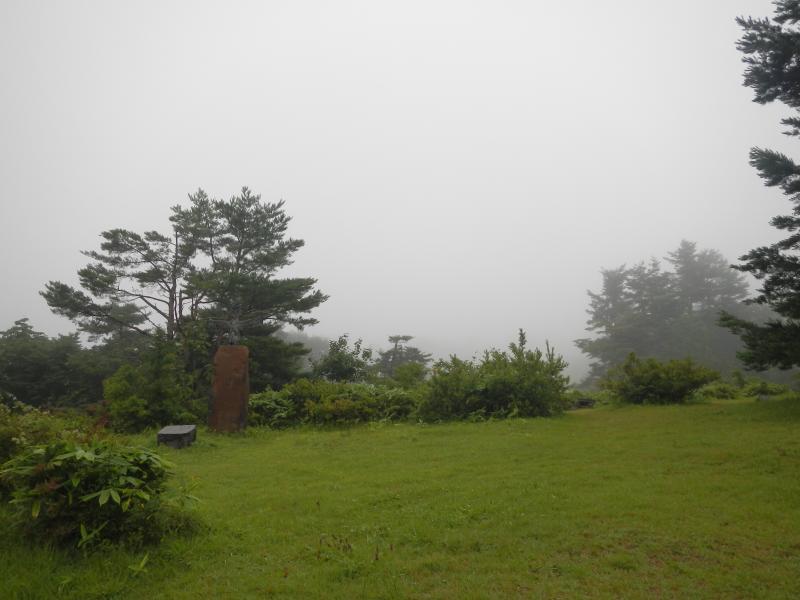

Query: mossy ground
2,396,800,599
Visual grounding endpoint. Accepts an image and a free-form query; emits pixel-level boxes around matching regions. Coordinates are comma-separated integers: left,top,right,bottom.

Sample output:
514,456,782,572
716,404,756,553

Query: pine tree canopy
41,187,327,347
721,2,800,369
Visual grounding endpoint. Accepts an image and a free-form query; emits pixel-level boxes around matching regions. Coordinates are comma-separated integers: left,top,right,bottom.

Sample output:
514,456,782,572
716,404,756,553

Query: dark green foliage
248,379,417,427
248,390,299,429
577,241,760,383
312,335,373,382
304,387,379,425
303,383,417,425
720,4,800,369
103,335,204,432
417,356,482,421
601,354,719,405
392,361,428,389
244,329,310,391
0,319,122,408
0,441,187,548
418,331,570,421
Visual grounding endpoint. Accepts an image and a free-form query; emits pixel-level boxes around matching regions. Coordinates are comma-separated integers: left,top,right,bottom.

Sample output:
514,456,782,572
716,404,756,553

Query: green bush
312,335,373,382
305,390,377,424
742,378,789,398
248,390,300,429
692,381,740,401
0,402,89,465
391,362,428,389
601,354,719,405
248,331,569,426
418,331,570,421
373,386,418,420
0,440,191,548
248,379,419,427
417,357,482,420
104,336,205,432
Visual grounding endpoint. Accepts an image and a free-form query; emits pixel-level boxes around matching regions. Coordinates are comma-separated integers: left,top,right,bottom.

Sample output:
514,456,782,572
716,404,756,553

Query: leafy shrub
742,378,789,398
416,357,482,420
374,386,418,420
391,362,428,389
601,354,719,405
692,381,739,401
249,331,569,426
248,379,419,427
104,336,205,432
0,440,191,548
249,390,300,429
305,389,377,424
312,335,373,382
0,402,89,465
418,331,570,421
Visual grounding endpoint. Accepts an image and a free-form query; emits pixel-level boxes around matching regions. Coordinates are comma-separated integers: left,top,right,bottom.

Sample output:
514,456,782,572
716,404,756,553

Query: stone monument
208,345,250,432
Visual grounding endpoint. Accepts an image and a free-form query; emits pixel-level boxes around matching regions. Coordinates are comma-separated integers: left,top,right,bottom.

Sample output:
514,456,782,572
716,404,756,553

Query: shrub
0,402,89,464
601,354,719,405
104,336,205,432
312,335,373,382
391,362,428,389
416,357,482,420
0,440,189,548
742,378,789,398
692,381,739,401
418,331,570,421
374,386,418,420
248,390,300,429
248,379,420,427
305,390,377,424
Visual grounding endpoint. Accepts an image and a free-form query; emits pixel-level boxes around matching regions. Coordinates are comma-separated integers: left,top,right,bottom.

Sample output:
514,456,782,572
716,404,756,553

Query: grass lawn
2,397,800,599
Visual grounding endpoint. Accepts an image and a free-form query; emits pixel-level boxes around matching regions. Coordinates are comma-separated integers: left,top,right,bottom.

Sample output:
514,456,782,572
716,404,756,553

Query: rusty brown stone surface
208,345,249,432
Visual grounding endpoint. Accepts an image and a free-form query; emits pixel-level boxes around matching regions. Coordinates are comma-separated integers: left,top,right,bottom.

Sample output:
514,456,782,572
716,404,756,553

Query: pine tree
42,187,327,348
42,187,327,394
721,3,800,369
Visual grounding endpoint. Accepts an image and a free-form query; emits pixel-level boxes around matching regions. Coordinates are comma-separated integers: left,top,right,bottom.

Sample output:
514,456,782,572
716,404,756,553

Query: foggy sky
0,0,791,379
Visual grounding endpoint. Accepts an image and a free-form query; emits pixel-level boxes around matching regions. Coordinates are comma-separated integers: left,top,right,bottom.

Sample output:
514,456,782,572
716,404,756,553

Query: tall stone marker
209,345,249,432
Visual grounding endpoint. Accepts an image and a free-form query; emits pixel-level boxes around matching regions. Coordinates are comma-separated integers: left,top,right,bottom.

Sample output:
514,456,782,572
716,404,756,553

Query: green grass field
2,397,800,599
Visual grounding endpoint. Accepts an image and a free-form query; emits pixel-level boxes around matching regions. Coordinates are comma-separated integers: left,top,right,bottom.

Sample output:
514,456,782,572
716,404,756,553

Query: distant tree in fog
375,335,432,378
576,241,755,383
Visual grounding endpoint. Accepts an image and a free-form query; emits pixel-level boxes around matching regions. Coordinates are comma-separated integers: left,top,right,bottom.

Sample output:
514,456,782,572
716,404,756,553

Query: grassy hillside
2,397,800,599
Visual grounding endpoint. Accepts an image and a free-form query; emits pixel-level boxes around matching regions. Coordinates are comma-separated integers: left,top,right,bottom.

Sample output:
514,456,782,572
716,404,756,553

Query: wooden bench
156,425,197,449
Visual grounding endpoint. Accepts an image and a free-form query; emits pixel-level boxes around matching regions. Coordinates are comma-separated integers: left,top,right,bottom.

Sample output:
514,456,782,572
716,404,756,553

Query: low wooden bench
156,425,197,449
